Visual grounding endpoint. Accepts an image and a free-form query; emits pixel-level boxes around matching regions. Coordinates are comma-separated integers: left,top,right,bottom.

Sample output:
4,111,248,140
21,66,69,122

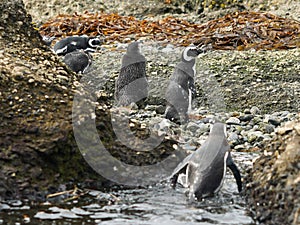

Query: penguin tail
164,105,177,122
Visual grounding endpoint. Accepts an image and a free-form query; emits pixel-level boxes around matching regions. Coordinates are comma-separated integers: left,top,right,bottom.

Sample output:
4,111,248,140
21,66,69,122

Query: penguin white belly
214,151,229,194
192,63,196,76
187,88,192,114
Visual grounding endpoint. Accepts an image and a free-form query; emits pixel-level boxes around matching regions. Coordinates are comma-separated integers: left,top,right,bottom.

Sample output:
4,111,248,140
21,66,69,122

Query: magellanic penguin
42,36,56,46
164,44,201,124
114,41,148,107
63,50,92,74
170,122,242,202
54,35,103,56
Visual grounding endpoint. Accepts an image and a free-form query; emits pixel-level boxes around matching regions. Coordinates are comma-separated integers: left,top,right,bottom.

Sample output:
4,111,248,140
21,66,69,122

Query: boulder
245,116,300,225
0,0,182,200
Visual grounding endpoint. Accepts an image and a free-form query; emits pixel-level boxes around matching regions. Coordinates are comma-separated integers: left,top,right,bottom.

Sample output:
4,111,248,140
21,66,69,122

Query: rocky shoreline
0,0,299,224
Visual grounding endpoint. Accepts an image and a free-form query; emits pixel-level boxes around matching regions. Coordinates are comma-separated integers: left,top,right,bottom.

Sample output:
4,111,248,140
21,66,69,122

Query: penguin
42,36,56,46
114,41,148,107
164,44,201,124
63,50,92,74
169,122,242,202
54,35,102,56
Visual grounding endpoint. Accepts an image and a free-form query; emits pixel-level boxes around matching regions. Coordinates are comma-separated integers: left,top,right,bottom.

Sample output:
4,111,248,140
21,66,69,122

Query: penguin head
42,36,55,46
181,44,201,62
121,41,145,68
127,41,141,54
88,37,102,48
56,44,78,56
210,122,227,137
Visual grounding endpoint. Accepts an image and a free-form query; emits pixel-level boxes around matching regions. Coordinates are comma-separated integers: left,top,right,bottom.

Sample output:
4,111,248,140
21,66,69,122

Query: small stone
228,132,239,144
268,118,281,126
294,124,300,135
239,114,254,122
28,78,35,83
250,106,260,115
247,131,264,143
244,108,251,114
226,117,241,125
260,123,275,134
234,144,245,151
276,121,294,135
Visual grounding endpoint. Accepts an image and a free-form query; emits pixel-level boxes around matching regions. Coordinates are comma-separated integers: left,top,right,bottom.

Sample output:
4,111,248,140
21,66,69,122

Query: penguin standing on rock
170,122,242,202
54,35,103,56
164,44,201,124
115,41,148,107
63,50,92,74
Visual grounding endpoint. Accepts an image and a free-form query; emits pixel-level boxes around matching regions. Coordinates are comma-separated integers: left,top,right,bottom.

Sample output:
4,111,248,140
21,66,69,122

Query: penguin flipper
169,152,194,188
226,153,242,192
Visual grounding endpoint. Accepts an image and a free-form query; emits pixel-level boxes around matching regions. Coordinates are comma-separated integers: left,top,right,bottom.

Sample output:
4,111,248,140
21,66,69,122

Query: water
0,153,256,225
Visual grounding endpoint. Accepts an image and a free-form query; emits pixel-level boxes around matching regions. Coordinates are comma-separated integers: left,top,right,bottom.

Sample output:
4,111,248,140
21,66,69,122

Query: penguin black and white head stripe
54,36,103,56
164,44,201,124
63,50,92,74
42,36,56,46
170,122,242,201
114,41,148,107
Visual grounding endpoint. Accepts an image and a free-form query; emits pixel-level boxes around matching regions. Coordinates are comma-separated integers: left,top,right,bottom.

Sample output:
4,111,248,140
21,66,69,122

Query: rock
268,118,281,126
245,115,300,225
260,123,275,134
226,117,241,125
0,0,182,200
228,132,239,145
244,108,251,114
250,106,260,115
239,114,254,122
247,131,264,143
186,122,200,133
234,144,245,151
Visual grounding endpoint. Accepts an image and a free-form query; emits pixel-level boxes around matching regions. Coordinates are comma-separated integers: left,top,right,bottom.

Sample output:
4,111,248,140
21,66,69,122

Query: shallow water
0,152,256,225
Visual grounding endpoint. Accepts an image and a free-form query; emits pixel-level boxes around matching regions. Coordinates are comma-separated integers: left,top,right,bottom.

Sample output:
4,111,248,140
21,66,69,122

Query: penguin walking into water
54,35,102,56
170,122,242,202
114,41,148,107
63,50,92,74
164,44,201,124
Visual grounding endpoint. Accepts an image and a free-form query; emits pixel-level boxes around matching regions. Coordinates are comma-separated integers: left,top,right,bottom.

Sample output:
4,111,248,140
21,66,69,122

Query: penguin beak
196,43,213,54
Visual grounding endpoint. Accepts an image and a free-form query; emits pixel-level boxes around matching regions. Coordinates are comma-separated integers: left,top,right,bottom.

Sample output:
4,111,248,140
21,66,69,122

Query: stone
268,118,281,126
239,114,254,122
226,117,241,125
250,106,260,115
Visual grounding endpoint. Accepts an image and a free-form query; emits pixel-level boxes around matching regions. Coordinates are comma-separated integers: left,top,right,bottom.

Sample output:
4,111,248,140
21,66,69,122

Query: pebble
226,117,241,125
117,105,298,155
268,118,281,126
239,114,254,122
28,78,35,83
250,106,261,115
261,124,275,134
